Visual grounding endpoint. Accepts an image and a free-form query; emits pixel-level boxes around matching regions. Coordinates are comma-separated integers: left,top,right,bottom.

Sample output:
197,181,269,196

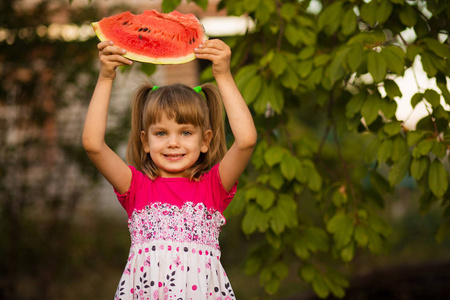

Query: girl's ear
201,130,213,153
140,130,150,153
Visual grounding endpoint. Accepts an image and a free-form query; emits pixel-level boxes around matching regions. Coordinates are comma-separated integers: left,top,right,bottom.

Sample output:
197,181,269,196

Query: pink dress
113,164,237,300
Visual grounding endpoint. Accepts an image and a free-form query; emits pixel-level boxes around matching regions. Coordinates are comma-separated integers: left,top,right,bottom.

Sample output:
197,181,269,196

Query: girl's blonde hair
126,83,227,180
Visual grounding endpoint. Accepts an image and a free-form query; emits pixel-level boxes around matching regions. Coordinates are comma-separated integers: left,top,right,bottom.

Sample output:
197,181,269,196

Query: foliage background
1,0,450,299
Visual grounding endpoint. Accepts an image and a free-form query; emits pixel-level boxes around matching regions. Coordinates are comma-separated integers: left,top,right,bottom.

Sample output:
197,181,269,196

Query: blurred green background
1,0,450,299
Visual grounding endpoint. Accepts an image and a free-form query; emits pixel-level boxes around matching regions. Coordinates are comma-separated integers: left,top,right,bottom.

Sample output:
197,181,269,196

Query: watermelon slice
92,10,208,64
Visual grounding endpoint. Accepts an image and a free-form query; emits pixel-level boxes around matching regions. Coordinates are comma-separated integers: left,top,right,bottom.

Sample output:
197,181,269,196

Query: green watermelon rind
92,13,208,65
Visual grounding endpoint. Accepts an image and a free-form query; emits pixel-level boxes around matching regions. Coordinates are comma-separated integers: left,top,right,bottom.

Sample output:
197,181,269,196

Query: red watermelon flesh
92,10,208,64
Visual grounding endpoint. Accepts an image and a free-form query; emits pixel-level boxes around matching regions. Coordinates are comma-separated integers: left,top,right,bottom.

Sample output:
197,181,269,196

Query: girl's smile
141,114,211,178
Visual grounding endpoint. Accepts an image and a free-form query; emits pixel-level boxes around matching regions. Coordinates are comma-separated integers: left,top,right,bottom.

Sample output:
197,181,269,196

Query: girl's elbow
239,134,257,150
82,135,102,154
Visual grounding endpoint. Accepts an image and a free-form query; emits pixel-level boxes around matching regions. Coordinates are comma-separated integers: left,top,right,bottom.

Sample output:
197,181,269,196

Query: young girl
82,38,256,300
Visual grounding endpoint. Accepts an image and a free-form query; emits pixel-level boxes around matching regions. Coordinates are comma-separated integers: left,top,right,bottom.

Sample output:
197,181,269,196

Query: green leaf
432,141,447,159
384,79,402,99
412,139,434,158
193,0,208,10
162,0,182,12
139,63,156,76
264,145,285,166
436,219,450,244
340,242,355,262
366,227,384,254
377,0,393,24
269,168,285,189
269,194,298,234
299,264,317,283
256,189,276,210
244,0,260,12
272,261,289,280
259,266,272,286
297,59,314,78
318,1,344,35
429,159,448,198
281,155,298,181
410,92,423,108
360,1,378,26
407,130,426,146
380,98,397,119
280,65,300,90
242,201,272,233
424,89,441,108
303,160,322,191
422,38,450,58
255,0,276,25
377,138,393,163
242,75,263,105
361,93,381,126
270,52,287,77
391,135,408,162
399,4,417,27
341,8,357,36
264,276,281,294
410,156,430,180
354,225,369,247
368,213,392,236
235,65,258,92
298,46,315,60
312,275,330,298
314,54,331,67
223,190,246,217
328,48,348,83
267,82,285,114
280,3,296,21
346,92,366,118
383,121,402,136
294,227,329,259
421,52,438,77
407,45,423,62
381,46,405,75
284,24,302,46
367,51,387,83
437,81,450,106
346,43,364,72
388,154,412,186
326,214,354,249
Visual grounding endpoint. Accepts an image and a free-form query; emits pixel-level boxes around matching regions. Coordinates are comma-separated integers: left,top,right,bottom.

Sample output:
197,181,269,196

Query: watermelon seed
193,38,195,43
139,35,143,40
123,21,128,26
143,28,148,32
138,28,143,32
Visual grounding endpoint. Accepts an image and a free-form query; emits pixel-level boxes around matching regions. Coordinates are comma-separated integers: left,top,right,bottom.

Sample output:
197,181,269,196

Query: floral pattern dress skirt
114,202,236,300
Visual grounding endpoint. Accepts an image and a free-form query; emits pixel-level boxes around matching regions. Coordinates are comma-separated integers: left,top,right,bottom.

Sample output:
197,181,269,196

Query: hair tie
152,86,159,91
193,86,202,93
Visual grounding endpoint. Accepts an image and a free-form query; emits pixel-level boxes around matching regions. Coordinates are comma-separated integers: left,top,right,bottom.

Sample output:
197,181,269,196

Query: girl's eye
155,131,166,136
181,131,192,136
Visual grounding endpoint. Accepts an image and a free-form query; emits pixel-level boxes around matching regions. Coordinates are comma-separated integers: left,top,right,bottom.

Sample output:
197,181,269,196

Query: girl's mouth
164,154,185,160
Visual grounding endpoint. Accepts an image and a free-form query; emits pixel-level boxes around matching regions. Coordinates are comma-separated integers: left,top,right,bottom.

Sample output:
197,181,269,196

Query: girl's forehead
150,114,199,128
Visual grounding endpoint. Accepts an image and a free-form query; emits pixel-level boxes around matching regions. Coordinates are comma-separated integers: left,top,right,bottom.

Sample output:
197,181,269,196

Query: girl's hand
194,39,231,79
97,41,133,80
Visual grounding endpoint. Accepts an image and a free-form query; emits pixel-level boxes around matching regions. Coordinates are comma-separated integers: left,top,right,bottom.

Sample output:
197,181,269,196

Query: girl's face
141,113,212,178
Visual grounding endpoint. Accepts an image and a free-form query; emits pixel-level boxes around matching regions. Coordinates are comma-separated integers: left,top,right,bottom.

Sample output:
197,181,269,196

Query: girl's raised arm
82,41,133,194
195,39,257,191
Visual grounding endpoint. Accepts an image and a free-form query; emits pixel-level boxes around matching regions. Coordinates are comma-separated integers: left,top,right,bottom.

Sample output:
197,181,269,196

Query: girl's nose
167,135,180,148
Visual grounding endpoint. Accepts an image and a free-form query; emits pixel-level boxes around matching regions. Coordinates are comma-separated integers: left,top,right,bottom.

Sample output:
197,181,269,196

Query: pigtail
126,84,153,174
201,83,227,167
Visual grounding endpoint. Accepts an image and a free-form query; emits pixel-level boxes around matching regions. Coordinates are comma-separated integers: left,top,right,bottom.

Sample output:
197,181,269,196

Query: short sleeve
114,166,146,217
207,164,237,213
